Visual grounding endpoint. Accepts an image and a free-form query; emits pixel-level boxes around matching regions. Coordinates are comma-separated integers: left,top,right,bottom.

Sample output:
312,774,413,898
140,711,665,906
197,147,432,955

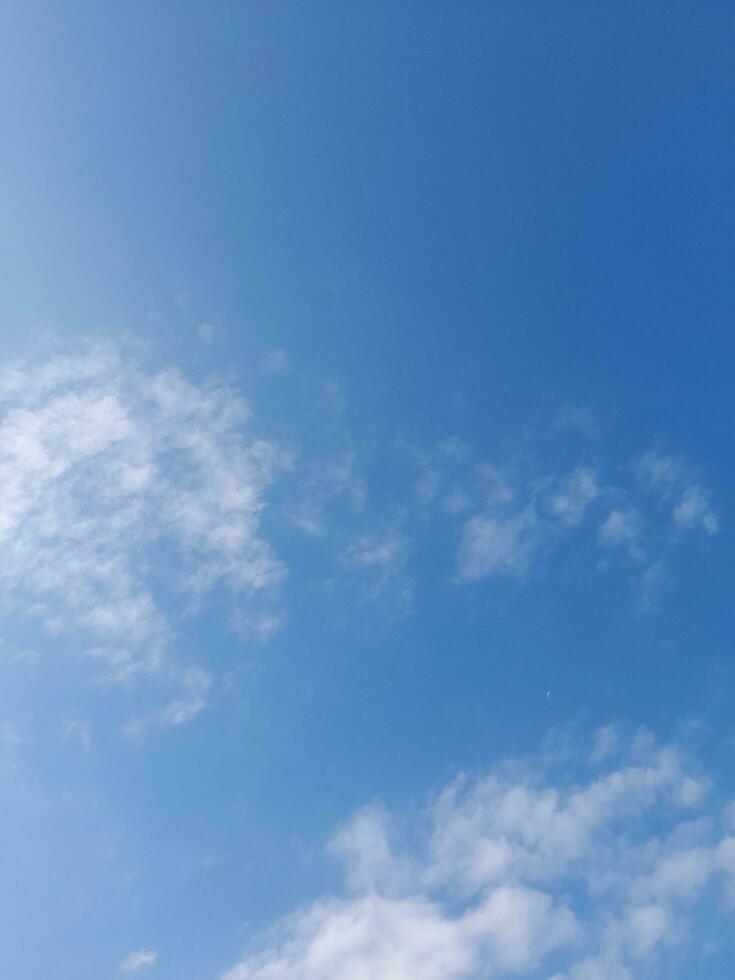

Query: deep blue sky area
1,4,735,980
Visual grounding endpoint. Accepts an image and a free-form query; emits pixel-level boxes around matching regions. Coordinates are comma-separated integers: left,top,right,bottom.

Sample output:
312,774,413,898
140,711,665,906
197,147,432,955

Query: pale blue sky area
1,4,735,979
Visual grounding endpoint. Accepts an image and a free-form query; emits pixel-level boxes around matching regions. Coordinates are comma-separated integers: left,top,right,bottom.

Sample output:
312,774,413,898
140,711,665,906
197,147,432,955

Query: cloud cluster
636,451,719,535
223,729,735,979
0,337,721,734
405,435,719,611
0,340,286,689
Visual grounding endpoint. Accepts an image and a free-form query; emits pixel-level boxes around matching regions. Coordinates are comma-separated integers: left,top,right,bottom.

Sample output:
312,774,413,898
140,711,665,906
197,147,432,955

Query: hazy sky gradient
1,4,735,978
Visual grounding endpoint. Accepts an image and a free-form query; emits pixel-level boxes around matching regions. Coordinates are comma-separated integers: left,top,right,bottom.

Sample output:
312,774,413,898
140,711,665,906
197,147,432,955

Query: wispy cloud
636,450,720,535
125,667,213,739
0,340,287,685
287,451,365,538
340,528,411,604
63,718,92,751
120,948,157,972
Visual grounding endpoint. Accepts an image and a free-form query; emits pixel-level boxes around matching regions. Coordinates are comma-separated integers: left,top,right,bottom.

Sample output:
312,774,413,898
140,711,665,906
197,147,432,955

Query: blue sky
2,3,735,978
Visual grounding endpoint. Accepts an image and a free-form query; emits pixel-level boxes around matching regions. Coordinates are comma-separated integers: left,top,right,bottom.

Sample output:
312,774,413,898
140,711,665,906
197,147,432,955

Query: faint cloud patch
341,529,412,611
458,509,540,582
589,724,620,765
262,348,290,374
0,722,21,746
637,561,668,615
673,485,719,535
636,451,719,536
196,323,218,345
232,609,285,645
598,508,645,561
287,451,366,538
554,405,603,436
126,668,213,740
63,718,92,751
548,466,598,527
120,948,157,972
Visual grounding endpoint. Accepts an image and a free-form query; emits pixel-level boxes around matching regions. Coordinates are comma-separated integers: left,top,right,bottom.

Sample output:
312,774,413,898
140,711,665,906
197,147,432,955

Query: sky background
1,3,735,979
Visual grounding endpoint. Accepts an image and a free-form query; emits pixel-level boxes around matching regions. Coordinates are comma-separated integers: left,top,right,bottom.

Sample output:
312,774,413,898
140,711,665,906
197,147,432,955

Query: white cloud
120,948,157,972
0,340,287,685
224,889,576,980
223,730,735,980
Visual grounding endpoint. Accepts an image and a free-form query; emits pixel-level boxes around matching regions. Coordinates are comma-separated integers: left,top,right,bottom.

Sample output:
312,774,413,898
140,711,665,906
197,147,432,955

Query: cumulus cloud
223,728,735,980
0,340,287,690
224,887,575,980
